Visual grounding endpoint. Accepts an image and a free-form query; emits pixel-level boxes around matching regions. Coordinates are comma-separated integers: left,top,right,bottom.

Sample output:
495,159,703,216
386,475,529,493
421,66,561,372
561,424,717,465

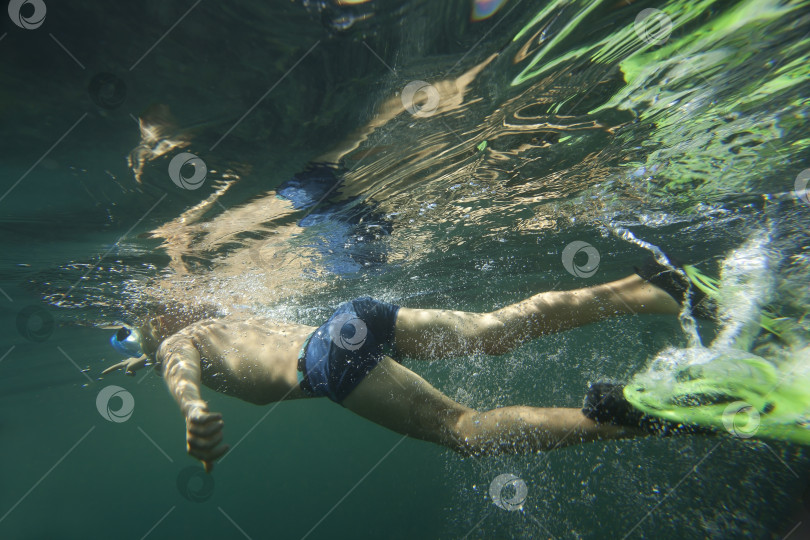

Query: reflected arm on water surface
316,53,497,164
134,53,501,308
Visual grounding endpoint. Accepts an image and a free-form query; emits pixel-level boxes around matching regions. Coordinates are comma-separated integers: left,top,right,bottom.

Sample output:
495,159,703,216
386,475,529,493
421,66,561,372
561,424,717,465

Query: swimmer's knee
445,409,492,456
475,314,511,356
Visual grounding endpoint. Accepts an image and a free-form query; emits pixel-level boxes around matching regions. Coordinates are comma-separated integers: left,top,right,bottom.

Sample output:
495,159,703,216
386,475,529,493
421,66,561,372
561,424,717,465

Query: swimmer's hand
101,354,149,376
185,403,229,473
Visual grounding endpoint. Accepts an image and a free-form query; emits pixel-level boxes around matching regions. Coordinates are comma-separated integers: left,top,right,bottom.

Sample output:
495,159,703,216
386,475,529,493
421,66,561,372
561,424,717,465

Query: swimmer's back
162,316,316,404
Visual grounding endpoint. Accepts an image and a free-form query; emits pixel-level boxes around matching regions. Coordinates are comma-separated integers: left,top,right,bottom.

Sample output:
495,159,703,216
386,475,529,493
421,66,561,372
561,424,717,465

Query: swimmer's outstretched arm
158,336,229,472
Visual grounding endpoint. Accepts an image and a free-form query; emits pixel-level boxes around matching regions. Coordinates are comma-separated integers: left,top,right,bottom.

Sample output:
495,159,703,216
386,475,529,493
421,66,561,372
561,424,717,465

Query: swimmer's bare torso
156,317,316,405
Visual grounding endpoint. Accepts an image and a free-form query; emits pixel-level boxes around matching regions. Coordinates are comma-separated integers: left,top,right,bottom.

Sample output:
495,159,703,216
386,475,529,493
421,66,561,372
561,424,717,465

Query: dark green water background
2,0,810,538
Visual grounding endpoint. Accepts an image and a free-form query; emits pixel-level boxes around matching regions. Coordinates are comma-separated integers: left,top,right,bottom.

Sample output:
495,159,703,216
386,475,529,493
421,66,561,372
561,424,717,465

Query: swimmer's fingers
127,354,149,375
185,408,228,473
187,407,222,424
188,430,224,451
185,409,223,439
101,361,129,376
188,418,224,437
100,355,148,376
187,441,229,473
123,356,148,375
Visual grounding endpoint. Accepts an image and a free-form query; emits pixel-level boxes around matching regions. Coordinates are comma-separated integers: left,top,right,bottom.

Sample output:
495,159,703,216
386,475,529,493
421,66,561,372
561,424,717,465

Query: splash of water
712,229,776,351
624,230,810,445
608,225,702,347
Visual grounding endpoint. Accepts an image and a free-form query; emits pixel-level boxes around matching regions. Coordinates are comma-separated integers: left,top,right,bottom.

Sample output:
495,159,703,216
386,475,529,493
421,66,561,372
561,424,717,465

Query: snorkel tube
110,326,144,358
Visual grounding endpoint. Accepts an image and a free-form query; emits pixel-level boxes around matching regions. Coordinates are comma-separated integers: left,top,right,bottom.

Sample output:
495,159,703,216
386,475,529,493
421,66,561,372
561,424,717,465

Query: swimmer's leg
394,274,679,360
341,358,643,455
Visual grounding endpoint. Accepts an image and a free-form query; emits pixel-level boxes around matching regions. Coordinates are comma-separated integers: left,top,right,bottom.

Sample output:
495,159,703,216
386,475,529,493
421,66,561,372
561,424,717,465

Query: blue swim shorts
297,297,401,404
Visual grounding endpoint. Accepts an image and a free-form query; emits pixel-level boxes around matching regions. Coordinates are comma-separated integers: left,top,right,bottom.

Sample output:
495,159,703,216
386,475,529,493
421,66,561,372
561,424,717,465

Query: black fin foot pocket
634,256,716,320
582,380,715,437
583,381,646,427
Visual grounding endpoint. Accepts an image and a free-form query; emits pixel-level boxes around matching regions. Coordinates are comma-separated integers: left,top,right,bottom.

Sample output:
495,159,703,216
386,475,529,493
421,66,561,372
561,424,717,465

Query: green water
2,0,810,538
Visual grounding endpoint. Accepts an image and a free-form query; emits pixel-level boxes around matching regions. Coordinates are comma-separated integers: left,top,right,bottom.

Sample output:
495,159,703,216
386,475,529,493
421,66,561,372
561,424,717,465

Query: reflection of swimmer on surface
139,54,498,301
103,263,714,472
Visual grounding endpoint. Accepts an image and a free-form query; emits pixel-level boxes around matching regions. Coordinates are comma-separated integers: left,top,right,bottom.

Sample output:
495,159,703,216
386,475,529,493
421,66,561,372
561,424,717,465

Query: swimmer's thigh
341,357,472,449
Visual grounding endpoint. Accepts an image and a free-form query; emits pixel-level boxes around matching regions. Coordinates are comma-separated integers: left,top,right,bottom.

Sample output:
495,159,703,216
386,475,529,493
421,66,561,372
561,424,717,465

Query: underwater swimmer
103,266,710,472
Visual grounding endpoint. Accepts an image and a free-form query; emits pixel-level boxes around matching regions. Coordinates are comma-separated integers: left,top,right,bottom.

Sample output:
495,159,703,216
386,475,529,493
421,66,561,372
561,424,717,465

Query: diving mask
110,326,144,357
